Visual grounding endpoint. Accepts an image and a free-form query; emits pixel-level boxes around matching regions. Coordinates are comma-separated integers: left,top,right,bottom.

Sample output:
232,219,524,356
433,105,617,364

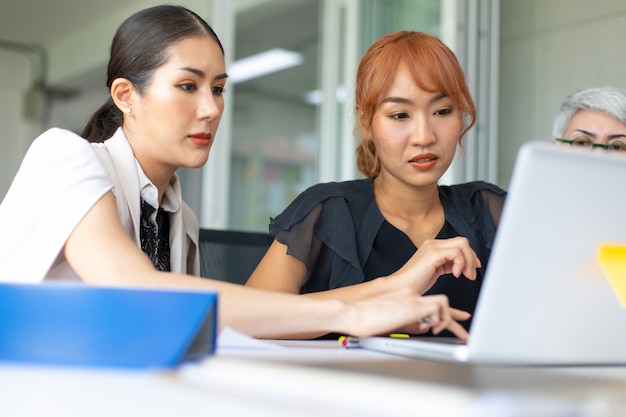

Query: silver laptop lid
468,141,626,364
361,142,626,364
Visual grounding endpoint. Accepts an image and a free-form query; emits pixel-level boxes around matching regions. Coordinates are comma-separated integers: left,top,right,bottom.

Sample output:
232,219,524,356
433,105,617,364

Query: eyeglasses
555,135,626,153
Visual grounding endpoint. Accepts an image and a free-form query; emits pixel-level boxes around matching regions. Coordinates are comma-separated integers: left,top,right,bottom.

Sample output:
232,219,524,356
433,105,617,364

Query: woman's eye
391,112,409,120
571,136,593,147
435,107,453,116
212,85,225,96
608,141,626,152
179,83,197,92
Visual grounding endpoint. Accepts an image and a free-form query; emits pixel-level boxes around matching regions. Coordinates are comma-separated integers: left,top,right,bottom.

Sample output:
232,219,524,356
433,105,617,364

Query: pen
338,335,360,348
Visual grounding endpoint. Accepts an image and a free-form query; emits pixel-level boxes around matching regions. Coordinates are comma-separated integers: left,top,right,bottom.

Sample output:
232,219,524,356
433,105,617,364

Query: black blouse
270,178,507,332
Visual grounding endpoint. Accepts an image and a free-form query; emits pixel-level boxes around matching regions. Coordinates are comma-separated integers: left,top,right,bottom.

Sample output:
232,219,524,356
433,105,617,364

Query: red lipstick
409,153,438,171
188,132,212,147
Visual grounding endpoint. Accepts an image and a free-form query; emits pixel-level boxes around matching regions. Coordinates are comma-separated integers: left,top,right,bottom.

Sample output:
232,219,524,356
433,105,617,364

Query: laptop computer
359,141,626,365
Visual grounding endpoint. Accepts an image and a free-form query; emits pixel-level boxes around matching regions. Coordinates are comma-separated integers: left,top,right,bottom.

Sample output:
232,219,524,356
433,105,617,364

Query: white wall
499,0,626,187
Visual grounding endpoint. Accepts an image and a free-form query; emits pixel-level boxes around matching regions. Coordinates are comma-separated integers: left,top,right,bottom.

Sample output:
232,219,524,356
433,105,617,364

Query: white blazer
0,128,200,282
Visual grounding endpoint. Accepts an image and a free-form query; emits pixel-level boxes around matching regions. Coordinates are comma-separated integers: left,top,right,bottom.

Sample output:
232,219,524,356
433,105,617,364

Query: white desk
0,352,472,417
2,333,626,417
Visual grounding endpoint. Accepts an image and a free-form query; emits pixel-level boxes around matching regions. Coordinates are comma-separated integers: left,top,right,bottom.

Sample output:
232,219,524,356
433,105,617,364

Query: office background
1,0,624,232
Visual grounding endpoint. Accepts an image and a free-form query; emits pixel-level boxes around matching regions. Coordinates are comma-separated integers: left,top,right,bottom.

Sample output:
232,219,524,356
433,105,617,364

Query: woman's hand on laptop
392,299,471,341
427,305,471,341
339,290,470,341
385,237,482,295
335,237,475,340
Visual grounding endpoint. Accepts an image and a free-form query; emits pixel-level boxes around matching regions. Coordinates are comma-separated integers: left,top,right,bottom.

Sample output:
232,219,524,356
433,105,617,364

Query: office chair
198,228,272,285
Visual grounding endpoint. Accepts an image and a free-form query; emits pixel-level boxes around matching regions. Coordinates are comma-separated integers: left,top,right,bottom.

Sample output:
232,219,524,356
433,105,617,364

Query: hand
392,306,471,339
340,290,470,341
387,237,482,295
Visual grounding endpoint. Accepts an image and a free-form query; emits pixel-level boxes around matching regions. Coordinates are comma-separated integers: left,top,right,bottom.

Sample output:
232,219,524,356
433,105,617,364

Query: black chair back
198,229,272,285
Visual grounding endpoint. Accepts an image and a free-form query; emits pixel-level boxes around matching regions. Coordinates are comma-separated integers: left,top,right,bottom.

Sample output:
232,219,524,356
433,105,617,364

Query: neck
373,176,440,219
143,165,174,204
124,127,175,204
372,175,445,247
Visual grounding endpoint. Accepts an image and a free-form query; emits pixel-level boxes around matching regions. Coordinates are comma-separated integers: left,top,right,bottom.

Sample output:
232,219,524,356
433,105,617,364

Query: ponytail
81,98,123,143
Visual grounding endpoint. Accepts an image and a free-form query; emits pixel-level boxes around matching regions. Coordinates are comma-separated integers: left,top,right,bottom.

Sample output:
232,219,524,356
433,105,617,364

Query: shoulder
272,178,372,229
36,127,80,141
299,178,371,198
26,128,111,171
29,128,90,153
284,178,372,210
22,128,106,175
439,180,506,201
440,181,507,230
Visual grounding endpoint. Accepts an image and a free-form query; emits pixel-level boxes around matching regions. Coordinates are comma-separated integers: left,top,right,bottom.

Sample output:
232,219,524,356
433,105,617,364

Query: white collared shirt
135,160,180,226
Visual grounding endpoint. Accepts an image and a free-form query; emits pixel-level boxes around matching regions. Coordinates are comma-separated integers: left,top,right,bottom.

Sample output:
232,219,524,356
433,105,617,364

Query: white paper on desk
217,327,288,350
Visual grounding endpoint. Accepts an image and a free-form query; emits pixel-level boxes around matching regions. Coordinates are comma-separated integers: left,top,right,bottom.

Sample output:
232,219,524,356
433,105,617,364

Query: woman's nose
198,94,222,119
409,116,435,146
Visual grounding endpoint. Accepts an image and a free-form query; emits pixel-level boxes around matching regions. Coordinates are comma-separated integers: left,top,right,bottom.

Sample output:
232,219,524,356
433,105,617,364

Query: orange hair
355,31,476,177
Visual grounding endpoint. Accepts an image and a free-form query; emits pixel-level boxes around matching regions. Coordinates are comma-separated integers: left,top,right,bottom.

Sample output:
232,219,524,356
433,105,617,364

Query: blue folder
0,282,218,369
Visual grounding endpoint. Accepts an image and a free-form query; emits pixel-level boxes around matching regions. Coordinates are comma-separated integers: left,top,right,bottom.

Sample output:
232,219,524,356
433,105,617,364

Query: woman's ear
110,78,135,114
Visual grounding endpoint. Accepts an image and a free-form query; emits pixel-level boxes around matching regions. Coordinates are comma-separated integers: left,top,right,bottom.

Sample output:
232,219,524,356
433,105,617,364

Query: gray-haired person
553,86,626,153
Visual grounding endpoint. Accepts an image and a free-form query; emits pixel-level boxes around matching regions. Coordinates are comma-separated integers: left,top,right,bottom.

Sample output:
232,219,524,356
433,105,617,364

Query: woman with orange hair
246,31,506,339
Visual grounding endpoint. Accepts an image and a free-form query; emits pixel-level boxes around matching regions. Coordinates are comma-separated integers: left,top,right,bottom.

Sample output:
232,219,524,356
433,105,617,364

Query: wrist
376,272,400,293
324,298,355,335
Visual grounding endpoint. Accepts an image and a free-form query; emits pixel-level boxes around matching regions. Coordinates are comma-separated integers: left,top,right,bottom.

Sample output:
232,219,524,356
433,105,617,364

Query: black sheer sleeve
268,180,377,292
480,187,506,228
272,203,324,272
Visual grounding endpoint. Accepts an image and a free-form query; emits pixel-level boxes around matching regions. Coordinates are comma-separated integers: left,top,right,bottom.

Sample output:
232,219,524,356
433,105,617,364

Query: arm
64,191,469,340
247,236,480,302
246,236,476,339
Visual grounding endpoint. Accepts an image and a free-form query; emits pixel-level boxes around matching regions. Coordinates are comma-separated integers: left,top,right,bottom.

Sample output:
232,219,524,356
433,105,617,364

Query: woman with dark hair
0,7,475,340
247,31,506,339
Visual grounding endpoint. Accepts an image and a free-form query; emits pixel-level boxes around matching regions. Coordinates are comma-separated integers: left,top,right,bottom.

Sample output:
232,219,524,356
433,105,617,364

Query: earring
126,108,132,114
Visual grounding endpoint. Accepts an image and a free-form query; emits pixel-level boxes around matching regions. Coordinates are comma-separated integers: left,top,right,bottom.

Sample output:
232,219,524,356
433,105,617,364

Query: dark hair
81,5,224,142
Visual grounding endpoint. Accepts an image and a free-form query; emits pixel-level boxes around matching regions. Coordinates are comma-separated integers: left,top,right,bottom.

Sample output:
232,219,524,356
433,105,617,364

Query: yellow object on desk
597,244,626,307
338,335,360,348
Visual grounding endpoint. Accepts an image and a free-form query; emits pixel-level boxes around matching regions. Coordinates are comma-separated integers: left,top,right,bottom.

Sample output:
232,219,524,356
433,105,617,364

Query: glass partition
228,0,320,231
217,0,455,232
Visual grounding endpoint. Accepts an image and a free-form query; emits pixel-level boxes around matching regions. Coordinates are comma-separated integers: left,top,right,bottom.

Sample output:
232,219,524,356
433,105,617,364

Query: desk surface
2,332,626,417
